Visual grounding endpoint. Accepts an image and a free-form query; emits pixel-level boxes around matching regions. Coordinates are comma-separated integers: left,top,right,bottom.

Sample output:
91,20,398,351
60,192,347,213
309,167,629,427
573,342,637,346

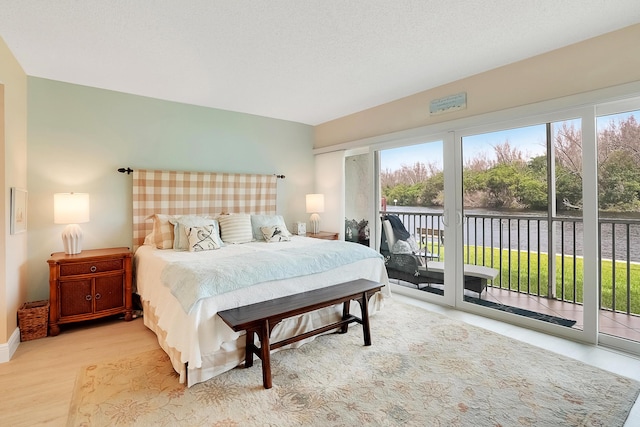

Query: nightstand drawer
59,259,123,276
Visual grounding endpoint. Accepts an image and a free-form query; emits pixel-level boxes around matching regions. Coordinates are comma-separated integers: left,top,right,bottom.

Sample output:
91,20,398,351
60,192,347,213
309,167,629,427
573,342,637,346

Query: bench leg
244,330,255,368
339,300,351,333
257,320,272,389
357,291,372,346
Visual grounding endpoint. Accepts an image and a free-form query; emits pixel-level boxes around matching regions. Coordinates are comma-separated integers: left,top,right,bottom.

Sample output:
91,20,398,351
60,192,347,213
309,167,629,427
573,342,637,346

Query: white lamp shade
305,194,325,213
54,193,90,224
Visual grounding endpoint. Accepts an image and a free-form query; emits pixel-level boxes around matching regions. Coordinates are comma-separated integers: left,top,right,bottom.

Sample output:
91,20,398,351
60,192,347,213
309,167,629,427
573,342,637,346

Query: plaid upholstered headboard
132,169,277,250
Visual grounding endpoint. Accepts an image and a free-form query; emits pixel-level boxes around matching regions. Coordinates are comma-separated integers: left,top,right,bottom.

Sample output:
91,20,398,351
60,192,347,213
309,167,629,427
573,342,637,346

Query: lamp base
309,213,321,234
62,224,84,255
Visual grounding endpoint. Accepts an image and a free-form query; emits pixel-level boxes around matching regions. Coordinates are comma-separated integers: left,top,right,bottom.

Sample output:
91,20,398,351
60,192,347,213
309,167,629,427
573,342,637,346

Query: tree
421,171,444,206
554,122,583,180
598,150,640,210
493,140,526,165
597,115,640,211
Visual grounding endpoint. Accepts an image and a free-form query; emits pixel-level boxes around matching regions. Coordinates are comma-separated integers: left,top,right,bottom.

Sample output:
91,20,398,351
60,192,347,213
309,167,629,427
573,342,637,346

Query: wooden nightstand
306,231,339,240
47,247,133,336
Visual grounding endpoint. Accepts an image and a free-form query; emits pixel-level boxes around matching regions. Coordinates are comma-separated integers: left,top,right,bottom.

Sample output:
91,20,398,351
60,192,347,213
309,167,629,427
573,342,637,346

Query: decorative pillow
148,214,175,249
218,213,254,244
171,215,223,250
251,214,289,241
391,239,413,255
391,238,425,266
407,235,420,252
143,231,155,246
186,225,221,252
260,225,291,242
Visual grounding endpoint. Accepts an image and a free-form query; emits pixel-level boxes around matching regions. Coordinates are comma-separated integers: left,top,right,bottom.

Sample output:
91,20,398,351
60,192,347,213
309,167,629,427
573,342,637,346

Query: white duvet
134,236,390,386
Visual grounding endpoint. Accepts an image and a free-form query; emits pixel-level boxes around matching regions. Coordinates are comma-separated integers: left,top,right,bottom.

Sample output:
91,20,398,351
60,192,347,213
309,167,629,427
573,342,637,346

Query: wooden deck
483,286,640,342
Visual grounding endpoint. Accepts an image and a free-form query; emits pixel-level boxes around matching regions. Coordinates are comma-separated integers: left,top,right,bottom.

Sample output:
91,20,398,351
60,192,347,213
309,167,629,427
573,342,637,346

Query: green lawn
425,244,640,315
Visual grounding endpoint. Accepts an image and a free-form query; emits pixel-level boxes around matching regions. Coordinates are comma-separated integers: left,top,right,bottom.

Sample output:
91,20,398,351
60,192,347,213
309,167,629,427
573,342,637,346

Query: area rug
67,299,639,427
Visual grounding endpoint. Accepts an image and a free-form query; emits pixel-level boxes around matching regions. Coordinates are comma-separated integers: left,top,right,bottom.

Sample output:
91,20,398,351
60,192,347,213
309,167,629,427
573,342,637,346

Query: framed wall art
11,187,27,234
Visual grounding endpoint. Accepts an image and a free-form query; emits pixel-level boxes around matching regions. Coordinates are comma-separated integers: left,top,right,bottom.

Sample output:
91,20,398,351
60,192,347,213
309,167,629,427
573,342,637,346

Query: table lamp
305,193,324,234
54,192,90,254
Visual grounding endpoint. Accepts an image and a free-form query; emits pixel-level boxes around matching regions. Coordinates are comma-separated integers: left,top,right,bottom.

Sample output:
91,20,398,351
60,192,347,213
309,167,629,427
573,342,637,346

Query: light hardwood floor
0,316,159,427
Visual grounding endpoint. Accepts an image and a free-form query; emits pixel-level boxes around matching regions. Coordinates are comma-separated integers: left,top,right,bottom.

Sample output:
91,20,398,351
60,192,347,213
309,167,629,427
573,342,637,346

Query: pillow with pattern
391,239,413,254
171,215,223,250
186,225,221,252
261,225,291,242
148,214,175,249
251,214,289,241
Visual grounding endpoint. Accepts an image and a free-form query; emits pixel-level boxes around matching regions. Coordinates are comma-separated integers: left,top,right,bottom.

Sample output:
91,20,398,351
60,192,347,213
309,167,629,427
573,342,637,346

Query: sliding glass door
456,113,591,337
455,105,640,351
377,136,453,304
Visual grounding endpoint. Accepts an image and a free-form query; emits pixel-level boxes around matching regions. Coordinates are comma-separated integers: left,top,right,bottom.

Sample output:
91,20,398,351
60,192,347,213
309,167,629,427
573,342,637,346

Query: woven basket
18,300,49,341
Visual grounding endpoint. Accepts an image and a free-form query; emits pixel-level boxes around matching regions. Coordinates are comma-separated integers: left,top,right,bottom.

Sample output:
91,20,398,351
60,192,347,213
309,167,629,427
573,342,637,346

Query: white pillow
171,215,223,251
186,225,221,252
261,225,291,242
250,214,289,241
218,214,254,244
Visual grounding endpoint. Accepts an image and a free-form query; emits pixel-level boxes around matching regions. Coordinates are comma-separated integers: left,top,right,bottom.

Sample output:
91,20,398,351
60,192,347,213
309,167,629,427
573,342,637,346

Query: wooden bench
217,279,384,389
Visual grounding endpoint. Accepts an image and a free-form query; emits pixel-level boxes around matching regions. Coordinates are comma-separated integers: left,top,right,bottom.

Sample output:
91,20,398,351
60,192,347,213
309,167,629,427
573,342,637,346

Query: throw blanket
383,214,410,240
161,241,383,313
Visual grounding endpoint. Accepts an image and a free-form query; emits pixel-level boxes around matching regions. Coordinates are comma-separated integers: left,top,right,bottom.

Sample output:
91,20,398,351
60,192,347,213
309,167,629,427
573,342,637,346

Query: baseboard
0,327,20,363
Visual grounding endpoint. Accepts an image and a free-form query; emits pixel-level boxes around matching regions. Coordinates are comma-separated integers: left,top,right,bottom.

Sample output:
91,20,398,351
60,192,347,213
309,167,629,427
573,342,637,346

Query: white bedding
134,236,390,386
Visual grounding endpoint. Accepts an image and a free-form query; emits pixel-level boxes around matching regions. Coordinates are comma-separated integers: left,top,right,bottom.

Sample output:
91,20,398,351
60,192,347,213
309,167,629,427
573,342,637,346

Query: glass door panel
596,107,640,345
551,118,584,331
378,140,447,301
460,121,583,330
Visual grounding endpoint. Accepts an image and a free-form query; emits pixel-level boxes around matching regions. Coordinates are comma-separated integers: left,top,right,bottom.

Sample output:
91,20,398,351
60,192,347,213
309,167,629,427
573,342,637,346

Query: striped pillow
218,214,254,244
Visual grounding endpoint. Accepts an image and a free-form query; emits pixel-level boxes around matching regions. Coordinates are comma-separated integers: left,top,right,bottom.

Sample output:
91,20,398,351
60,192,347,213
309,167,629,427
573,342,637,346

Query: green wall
27,78,315,300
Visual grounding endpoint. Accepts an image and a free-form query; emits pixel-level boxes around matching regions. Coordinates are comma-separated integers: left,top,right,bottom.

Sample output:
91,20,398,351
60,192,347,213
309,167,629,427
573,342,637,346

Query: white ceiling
1,1,640,125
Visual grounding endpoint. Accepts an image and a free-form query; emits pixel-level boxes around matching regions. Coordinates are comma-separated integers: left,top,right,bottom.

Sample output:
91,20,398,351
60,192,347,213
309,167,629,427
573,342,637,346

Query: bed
131,170,390,387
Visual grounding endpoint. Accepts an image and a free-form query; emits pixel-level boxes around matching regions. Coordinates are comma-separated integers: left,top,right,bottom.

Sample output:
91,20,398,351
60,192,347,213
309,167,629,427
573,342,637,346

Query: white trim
596,95,640,116
581,106,599,345
599,333,640,356
344,146,369,157
0,328,21,363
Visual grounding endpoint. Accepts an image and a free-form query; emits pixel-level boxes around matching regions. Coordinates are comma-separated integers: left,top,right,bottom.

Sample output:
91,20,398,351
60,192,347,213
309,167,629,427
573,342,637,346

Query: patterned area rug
68,300,639,426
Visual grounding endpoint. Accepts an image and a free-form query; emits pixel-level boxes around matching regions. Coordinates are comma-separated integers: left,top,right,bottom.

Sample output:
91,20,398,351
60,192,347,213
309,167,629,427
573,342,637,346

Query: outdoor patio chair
380,215,498,295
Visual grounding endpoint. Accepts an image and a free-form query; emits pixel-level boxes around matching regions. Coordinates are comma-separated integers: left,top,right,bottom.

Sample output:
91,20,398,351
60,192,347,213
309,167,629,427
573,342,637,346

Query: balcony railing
381,209,640,317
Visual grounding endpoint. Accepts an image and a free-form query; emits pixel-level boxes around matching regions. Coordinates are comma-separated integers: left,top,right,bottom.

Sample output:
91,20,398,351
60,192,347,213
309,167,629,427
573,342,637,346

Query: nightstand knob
95,293,101,300
85,294,92,301
90,266,97,273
